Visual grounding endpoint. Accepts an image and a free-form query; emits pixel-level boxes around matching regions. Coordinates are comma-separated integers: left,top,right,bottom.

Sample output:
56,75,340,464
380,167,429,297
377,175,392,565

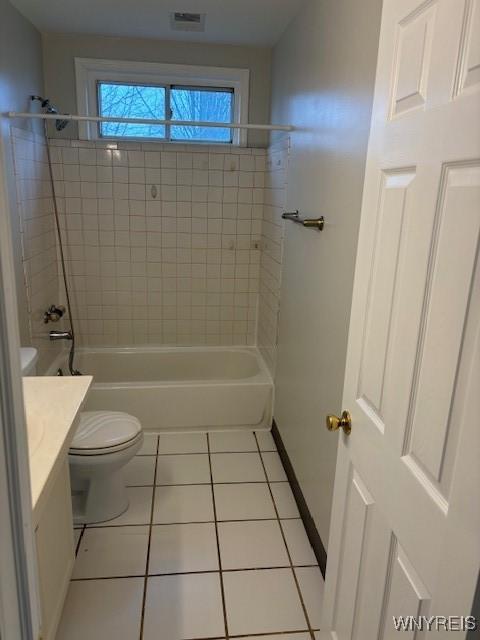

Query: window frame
75,58,249,146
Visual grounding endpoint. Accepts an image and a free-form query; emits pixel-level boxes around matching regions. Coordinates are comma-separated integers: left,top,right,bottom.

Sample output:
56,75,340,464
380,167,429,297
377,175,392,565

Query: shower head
31,95,70,131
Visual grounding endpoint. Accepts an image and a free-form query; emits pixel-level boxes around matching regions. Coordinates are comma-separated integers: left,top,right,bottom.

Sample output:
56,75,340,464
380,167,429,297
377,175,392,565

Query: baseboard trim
271,419,327,578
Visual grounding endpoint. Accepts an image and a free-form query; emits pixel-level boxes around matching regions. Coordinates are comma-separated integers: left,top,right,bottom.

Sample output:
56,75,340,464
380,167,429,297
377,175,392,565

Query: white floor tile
59,425,320,639
143,573,225,639
209,430,257,452
261,451,288,481
56,578,143,640
223,568,307,635
123,456,156,486
100,486,153,526
270,482,300,518
74,529,82,549
282,519,317,566
218,520,289,569
214,483,276,521
153,484,214,523
156,454,210,485
295,566,325,629
255,430,277,451
149,523,218,574
73,526,149,579
211,452,266,483
137,433,158,455
158,432,207,454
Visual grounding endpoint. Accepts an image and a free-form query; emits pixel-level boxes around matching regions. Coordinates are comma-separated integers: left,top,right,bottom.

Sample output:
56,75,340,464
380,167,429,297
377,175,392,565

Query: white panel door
320,0,480,638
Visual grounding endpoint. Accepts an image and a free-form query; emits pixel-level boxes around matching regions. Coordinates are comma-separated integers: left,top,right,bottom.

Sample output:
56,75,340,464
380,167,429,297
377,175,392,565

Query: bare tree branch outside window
98,82,233,142
171,87,232,142
99,83,166,138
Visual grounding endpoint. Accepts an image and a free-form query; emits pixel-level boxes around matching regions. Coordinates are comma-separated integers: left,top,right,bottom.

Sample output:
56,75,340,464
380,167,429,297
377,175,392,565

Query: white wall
0,0,46,346
270,0,382,546
42,32,272,148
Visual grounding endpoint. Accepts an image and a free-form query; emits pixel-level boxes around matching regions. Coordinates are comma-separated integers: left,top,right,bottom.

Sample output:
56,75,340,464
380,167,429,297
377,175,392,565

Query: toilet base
71,468,130,525
69,434,142,525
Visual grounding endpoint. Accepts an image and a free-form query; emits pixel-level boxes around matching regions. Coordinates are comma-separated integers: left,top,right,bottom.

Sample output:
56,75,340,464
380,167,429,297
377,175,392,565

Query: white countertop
23,376,92,521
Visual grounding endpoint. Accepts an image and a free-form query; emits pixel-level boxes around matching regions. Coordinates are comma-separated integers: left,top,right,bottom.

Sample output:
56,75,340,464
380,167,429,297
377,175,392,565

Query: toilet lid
71,411,142,450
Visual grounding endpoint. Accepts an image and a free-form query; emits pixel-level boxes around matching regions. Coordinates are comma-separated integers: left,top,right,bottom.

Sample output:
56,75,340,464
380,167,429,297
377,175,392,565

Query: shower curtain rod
6,111,294,132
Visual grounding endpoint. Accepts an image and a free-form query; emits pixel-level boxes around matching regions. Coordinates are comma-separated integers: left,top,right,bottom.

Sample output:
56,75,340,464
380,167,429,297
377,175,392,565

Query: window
97,82,234,143
170,86,234,143
75,58,249,145
98,82,167,139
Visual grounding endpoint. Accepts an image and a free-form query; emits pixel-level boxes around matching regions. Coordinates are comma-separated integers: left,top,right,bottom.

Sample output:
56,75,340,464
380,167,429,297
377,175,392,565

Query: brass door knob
326,411,352,436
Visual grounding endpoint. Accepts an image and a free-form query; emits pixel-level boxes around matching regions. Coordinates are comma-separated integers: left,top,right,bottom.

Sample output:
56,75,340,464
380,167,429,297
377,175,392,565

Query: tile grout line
85,515,303,529
229,632,315,639
74,525,86,557
182,631,315,640
70,563,320,582
138,433,160,640
127,480,291,488
254,432,317,640
207,433,230,640
147,448,277,457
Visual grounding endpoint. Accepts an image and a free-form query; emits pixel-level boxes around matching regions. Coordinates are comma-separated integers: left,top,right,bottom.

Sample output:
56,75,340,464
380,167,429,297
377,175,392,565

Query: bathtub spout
49,330,73,341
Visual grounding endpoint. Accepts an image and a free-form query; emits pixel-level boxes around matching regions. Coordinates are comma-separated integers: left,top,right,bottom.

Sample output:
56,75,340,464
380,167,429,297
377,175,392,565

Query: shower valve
44,305,66,324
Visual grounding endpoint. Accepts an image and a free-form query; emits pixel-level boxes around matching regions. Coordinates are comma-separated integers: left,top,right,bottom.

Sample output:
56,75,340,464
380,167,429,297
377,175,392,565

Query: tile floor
58,430,324,640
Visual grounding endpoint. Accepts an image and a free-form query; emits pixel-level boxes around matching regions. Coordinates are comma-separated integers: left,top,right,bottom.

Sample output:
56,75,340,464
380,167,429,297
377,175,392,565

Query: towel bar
282,211,324,231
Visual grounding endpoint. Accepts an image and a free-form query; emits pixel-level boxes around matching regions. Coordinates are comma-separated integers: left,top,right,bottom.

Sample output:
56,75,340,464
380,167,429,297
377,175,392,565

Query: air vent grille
170,12,206,31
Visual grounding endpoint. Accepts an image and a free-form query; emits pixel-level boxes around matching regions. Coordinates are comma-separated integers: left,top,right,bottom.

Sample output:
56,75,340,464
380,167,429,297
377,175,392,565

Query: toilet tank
20,347,38,376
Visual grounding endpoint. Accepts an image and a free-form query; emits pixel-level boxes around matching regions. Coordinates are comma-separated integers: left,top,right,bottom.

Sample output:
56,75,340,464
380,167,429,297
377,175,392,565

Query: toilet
69,411,143,524
20,347,144,525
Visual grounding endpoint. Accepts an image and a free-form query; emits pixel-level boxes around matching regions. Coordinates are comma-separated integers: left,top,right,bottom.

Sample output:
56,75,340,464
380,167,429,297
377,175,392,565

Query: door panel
406,163,480,488
454,0,480,95
331,468,374,639
390,0,436,117
381,543,431,640
358,169,416,428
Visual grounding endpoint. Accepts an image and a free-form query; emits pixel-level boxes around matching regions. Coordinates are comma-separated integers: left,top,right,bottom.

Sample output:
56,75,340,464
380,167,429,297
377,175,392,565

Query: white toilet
20,348,144,525
69,411,143,524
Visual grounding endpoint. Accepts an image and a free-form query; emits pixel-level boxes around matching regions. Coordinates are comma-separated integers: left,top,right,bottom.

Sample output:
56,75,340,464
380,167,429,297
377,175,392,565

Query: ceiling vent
170,12,206,32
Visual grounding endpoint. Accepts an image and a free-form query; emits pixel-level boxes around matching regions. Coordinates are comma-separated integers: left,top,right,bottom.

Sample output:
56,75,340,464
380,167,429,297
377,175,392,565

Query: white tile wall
10,127,64,373
258,137,288,374
11,130,288,364
50,139,267,347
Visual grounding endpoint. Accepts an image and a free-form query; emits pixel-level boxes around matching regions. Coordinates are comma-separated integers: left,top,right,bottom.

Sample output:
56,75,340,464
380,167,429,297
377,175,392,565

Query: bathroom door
320,0,480,637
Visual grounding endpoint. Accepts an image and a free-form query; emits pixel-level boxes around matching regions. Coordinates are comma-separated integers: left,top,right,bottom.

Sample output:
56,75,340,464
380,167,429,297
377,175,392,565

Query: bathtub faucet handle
44,304,66,323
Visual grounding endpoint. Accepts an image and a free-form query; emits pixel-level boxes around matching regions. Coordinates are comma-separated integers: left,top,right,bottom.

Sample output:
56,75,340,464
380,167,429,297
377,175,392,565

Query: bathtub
51,347,273,433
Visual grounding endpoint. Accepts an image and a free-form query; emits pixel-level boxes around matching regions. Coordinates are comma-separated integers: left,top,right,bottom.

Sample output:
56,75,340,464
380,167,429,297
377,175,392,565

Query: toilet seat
70,411,142,456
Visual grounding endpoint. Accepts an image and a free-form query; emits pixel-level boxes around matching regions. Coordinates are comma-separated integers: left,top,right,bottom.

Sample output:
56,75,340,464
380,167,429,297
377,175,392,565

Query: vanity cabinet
35,460,74,640
23,375,92,639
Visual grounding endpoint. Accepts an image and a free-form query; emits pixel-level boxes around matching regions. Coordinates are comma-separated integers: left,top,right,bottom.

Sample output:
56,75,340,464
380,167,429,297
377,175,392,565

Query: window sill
98,137,236,147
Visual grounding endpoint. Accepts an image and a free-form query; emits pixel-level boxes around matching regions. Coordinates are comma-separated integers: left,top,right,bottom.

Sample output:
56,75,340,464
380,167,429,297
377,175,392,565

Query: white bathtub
52,347,273,433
